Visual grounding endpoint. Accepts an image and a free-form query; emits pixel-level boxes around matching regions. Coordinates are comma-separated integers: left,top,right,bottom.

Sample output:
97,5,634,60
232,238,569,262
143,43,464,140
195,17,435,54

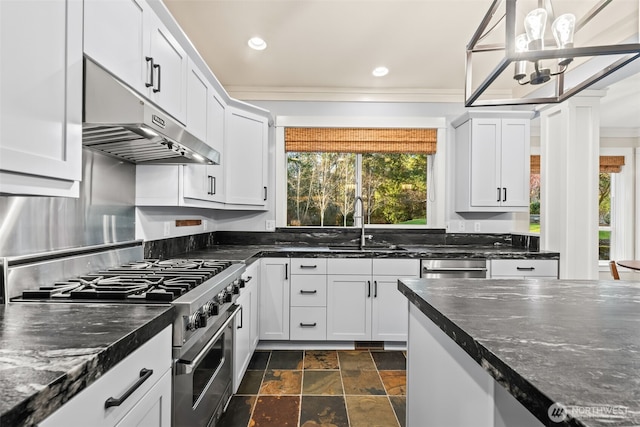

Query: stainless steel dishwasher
420,259,488,278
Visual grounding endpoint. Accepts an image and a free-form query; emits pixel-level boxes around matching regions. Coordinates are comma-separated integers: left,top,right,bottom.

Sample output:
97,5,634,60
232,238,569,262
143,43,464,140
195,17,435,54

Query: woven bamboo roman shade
530,155,625,174
285,128,437,154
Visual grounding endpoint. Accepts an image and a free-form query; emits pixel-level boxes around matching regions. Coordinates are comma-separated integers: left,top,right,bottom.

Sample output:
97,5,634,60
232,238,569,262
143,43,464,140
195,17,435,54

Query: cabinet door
249,277,260,350
259,258,290,340
470,119,501,207
371,277,409,341
234,291,252,392
0,0,82,196
186,62,209,142
114,369,172,427
326,275,371,341
225,108,268,206
206,93,226,202
84,0,148,95
500,119,530,207
145,12,188,124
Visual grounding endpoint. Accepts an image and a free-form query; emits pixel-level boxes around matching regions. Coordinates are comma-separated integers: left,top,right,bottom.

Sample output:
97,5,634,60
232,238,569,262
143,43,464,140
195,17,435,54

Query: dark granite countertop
0,303,174,427
398,278,640,427
177,244,559,262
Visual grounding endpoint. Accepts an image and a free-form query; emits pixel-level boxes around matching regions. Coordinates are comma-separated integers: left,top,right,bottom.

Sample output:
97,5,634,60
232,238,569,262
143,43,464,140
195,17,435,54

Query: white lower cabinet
233,261,260,392
259,258,290,340
490,259,559,279
289,259,328,340
40,326,172,427
326,258,418,342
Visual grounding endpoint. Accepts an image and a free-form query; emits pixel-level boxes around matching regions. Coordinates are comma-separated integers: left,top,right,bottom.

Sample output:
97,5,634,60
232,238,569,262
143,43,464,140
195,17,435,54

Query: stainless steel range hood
83,59,220,165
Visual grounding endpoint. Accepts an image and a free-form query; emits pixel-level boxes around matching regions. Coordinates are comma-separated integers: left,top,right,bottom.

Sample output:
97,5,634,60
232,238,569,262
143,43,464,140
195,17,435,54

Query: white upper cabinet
0,0,82,197
453,113,532,212
225,107,269,207
84,0,187,124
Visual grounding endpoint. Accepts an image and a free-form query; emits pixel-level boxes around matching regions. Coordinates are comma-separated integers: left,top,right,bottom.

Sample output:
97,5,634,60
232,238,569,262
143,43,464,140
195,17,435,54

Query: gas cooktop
13,259,236,303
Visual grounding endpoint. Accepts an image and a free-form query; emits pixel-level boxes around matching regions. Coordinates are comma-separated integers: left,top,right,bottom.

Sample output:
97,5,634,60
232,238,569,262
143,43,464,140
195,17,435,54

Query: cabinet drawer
491,259,558,277
41,326,172,427
327,258,372,275
373,259,419,276
291,275,327,306
290,307,327,340
291,258,327,274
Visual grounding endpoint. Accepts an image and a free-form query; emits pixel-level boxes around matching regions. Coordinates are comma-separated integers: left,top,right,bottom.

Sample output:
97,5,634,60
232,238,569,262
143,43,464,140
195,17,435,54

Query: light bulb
552,13,575,47
524,8,547,50
513,33,528,81
552,13,575,66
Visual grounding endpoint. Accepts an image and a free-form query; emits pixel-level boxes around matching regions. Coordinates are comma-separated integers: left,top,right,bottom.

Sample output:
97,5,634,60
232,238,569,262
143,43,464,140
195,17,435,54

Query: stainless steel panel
0,149,135,258
421,259,488,279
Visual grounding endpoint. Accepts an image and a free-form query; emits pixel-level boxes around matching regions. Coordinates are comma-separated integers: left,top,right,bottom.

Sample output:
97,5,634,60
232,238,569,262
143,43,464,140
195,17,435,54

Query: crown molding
225,86,512,104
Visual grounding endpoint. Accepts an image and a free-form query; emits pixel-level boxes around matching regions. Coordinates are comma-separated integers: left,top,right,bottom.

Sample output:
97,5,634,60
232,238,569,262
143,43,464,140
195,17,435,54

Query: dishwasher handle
422,267,488,272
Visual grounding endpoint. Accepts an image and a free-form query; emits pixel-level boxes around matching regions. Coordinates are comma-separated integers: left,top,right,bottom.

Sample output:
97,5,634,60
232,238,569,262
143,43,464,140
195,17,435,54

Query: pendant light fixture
464,0,640,107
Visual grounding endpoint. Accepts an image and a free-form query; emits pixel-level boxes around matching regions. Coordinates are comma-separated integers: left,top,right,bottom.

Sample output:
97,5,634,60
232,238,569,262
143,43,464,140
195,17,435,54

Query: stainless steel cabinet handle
503,187,507,202
367,281,371,298
153,63,161,93
374,280,378,298
263,186,268,201
300,322,317,327
145,57,154,88
104,368,153,409
300,265,317,269
300,290,317,294
516,266,535,271
207,176,216,195
497,187,501,202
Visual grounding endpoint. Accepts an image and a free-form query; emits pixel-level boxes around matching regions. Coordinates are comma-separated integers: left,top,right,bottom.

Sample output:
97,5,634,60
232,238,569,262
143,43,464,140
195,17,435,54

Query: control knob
203,300,219,316
187,310,207,330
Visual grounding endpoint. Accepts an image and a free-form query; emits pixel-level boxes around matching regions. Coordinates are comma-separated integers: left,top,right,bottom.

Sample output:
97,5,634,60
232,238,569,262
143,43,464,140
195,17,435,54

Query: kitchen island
398,278,640,427
0,303,174,426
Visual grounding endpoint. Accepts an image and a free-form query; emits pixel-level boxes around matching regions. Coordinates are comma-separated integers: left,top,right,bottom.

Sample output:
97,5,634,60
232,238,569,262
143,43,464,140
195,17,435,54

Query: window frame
274,116,446,229
598,147,634,269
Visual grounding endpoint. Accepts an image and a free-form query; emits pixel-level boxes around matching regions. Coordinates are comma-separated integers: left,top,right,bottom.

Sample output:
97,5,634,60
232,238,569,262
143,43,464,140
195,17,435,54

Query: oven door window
192,331,225,406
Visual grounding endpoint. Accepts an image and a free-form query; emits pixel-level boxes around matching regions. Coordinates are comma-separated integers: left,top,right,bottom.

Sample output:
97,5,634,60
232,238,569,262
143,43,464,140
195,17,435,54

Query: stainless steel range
3,242,245,427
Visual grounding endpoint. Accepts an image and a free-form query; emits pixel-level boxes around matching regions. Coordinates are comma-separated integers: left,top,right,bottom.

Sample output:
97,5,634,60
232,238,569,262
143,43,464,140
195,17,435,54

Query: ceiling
163,0,640,132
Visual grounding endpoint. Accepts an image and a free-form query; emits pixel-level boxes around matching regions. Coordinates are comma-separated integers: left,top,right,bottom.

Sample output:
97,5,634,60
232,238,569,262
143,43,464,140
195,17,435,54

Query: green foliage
287,152,427,226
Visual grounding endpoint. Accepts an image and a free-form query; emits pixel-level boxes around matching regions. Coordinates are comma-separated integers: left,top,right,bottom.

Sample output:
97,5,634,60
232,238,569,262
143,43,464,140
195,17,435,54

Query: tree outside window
286,152,428,226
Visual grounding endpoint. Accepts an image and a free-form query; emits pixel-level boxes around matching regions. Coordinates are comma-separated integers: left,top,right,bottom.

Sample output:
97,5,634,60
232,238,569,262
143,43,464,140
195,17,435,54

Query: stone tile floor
219,349,407,427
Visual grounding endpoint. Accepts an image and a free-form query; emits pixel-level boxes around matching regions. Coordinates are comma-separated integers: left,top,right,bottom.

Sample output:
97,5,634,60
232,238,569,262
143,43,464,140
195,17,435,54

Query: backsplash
0,150,136,258
143,228,541,259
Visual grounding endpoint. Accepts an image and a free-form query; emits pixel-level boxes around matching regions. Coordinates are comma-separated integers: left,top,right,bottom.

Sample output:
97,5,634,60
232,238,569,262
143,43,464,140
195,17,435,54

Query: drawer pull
104,368,153,409
516,267,535,271
300,322,317,327
300,265,317,269
300,290,318,294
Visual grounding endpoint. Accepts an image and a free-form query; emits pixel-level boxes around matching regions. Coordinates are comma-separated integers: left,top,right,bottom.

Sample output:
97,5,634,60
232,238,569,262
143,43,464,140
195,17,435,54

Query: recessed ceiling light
372,66,389,77
248,37,267,51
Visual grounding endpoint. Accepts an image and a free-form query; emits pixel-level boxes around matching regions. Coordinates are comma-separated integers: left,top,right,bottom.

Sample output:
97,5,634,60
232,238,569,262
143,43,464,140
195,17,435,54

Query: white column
539,93,604,279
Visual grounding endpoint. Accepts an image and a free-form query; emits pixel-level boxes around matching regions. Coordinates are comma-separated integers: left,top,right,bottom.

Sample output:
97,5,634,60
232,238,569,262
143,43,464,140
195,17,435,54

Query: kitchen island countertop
0,303,174,426
398,277,640,426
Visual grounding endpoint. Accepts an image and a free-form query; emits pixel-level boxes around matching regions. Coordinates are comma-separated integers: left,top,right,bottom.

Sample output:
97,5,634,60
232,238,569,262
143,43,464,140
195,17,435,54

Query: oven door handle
175,305,241,375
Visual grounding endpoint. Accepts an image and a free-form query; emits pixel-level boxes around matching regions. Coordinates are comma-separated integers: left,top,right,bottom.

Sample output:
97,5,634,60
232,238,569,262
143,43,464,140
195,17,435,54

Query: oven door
173,305,240,427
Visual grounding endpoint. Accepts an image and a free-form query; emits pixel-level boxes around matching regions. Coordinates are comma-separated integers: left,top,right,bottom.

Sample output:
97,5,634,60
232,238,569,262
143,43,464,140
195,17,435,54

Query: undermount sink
326,245,406,252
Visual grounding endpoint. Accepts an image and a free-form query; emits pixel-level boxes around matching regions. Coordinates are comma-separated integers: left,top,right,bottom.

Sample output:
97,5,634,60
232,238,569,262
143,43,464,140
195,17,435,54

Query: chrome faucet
354,196,366,249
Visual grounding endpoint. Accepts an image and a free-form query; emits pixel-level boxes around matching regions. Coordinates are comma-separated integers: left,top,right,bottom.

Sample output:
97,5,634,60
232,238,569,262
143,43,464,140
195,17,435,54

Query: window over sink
285,127,436,227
